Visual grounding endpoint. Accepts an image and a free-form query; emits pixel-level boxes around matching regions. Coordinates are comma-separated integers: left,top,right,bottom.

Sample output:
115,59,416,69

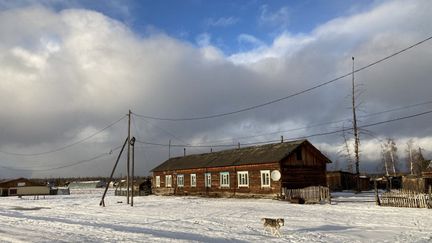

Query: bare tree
381,143,390,176
413,147,429,175
383,138,399,176
405,139,415,175
340,124,354,173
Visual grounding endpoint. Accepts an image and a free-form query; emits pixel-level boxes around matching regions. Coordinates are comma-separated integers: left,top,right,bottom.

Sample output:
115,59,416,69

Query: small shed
326,171,370,191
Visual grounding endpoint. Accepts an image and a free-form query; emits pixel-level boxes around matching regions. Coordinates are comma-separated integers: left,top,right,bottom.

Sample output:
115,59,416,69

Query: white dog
261,218,284,237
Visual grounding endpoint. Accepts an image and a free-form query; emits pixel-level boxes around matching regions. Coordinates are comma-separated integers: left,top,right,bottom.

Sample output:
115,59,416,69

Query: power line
148,99,432,146
0,144,124,172
0,115,127,156
132,35,432,121
135,109,432,149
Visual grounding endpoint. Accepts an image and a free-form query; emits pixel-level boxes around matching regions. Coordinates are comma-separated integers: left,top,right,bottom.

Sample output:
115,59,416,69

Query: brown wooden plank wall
152,162,281,197
280,143,327,189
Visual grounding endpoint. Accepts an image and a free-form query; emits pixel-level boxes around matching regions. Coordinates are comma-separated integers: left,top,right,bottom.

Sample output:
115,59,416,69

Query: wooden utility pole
131,136,135,207
168,139,171,159
100,138,128,207
352,57,361,192
127,110,131,204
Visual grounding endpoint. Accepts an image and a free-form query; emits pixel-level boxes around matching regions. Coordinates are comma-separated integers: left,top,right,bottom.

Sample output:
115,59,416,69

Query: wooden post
374,179,381,206
131,137,135,207
127,110,131,204
100,138,128,207
168,139,171,159
351,57,361,193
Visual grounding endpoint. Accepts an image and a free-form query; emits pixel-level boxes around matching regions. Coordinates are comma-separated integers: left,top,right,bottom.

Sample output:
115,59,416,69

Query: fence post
374,179,381,206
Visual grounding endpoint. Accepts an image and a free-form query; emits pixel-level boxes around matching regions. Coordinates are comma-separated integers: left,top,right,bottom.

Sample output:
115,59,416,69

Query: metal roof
151,139,323,172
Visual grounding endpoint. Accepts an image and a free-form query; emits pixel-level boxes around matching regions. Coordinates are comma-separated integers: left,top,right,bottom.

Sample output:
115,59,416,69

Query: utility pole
168,139,171,159
352,57,361,192
127,110,131,204
131,136,135,207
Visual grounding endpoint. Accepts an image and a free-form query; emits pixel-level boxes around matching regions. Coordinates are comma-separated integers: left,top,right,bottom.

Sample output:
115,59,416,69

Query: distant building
326,171,370,191
68,180,106,189
402,160,432,193
0,178,50,197
151,140,331,198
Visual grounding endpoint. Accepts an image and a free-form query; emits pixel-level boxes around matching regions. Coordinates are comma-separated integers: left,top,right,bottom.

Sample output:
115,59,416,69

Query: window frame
260,170,271,188
204,173,211,188
220,172,230,188
165,175,172,188
177,174,184,187
237,171,249,188
155,176,161,188
190,174,197,187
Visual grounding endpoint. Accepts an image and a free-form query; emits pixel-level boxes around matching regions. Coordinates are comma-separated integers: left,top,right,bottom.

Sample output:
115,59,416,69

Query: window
155,176,160,188
205,173,211,188
9,189,17,195
237,171,249,187
261,170,271,187
296,149,302,160
165,175,172,188
190,174,197,187
177,174,184,187
220,172,230,188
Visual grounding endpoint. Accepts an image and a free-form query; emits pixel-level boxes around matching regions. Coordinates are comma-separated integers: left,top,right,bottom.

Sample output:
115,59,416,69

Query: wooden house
151,139,331,198
0,178,49,197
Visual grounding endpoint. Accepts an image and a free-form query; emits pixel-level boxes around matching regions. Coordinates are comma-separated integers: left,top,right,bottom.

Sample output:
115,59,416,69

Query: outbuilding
151,139,331,198
0,178,50,197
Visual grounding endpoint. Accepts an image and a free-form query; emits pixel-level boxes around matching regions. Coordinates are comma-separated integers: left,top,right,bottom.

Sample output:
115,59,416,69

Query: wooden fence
380,190,431,209
282,186,330,204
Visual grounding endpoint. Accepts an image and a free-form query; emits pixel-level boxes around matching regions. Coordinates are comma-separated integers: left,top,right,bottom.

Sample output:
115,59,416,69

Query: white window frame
220,172,230,188
177,174,184,187
204,173,211,188
261,170,271,187
155,176,160,188
165,175,172,188
237,171,249,187
190,174,197,187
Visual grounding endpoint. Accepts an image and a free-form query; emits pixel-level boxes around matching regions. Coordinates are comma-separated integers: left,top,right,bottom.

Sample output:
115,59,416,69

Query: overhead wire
135,109,432,149
132,35,432,121
0,144,124,172
137,99,432,146
0,115,127,156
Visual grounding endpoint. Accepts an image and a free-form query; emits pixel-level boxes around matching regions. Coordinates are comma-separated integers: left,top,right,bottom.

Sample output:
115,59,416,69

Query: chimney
184,148,186,156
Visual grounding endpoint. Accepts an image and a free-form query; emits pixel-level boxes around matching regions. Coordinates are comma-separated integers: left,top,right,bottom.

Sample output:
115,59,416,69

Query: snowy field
0,189,431,242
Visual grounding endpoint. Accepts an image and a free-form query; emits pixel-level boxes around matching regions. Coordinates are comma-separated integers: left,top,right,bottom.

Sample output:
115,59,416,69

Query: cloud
205,16,239,27
258,5,290,28
0,1,431,178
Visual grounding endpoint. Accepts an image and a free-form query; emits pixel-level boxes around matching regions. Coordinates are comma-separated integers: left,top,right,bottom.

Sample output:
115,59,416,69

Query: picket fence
380,190,431,209
282,186,330,203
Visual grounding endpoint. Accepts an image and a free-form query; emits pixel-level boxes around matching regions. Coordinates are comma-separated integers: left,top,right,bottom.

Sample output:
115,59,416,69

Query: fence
282,186,330,203
114,190,150,196
380,190,431,209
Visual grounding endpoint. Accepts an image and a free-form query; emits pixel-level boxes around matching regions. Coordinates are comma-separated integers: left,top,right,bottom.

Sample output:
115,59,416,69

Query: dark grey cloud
0,1,431,178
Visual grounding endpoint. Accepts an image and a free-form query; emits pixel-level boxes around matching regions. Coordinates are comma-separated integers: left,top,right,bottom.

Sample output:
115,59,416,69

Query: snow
0,189,431,242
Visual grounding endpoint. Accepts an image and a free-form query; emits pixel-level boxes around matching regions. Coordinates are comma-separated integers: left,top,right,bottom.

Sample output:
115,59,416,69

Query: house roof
151,139,330,172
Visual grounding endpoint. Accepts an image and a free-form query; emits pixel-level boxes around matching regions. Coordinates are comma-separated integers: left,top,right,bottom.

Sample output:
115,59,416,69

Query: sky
0,0,431,178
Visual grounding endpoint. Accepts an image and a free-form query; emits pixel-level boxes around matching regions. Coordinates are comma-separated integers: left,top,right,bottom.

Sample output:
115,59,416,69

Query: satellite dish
271,170,281,181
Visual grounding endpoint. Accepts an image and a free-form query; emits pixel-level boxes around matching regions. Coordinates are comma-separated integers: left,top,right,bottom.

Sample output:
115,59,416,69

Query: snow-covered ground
0,189,431,242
